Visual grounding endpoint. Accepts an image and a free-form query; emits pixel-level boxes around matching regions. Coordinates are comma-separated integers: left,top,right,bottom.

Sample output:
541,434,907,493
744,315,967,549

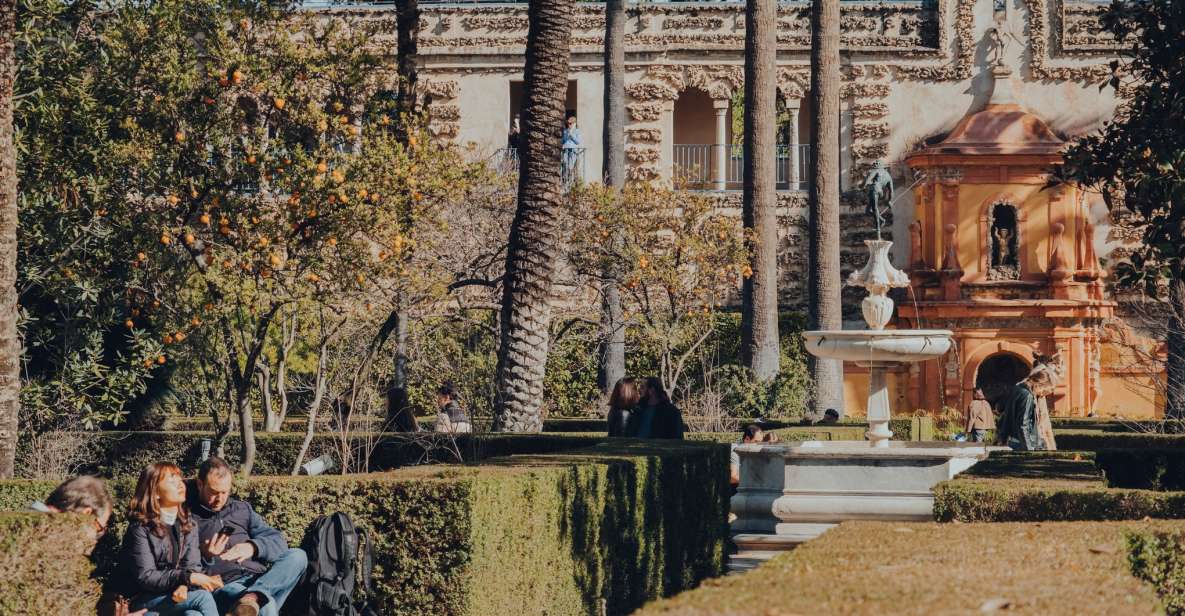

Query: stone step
733,532,811,551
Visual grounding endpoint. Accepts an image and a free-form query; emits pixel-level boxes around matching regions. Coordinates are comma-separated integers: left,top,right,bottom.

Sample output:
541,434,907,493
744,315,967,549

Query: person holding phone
187,457,307,616
118,462,222,616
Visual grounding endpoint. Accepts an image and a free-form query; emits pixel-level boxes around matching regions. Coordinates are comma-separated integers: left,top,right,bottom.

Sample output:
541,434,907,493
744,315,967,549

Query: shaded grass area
636,520,1185,616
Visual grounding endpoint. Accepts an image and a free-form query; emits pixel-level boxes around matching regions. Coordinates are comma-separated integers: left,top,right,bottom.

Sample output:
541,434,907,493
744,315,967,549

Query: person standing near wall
964,388,994,443
606,377,640,437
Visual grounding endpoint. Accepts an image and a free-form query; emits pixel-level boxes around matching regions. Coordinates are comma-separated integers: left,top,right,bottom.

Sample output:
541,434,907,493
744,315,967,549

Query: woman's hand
171,585,188,603
189,572,224,592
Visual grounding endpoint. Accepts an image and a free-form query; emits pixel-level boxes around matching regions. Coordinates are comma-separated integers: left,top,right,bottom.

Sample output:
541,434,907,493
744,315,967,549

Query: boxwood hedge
933,452,1185,523
0,513,102,615
1,439,727,616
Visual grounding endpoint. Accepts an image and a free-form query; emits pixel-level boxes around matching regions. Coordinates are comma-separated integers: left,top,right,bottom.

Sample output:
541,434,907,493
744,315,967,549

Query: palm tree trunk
0,0,19,479
395,0,419,142
808,0,845,417
493,0,574,432
741,0,780,382
598,0,626,397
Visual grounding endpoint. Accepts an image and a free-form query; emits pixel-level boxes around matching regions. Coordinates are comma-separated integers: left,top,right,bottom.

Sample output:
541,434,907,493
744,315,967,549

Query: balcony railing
673,144,809,192
494,147,587,187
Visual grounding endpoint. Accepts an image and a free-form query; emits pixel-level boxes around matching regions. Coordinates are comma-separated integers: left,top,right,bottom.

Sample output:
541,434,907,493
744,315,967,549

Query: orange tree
17,0,472,472
569,184,750,400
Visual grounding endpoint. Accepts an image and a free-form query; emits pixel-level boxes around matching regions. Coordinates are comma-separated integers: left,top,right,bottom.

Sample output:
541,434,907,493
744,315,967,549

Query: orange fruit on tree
157,355,167,365
246,154,256,165
125,319,135,329
160,234,172,245
183,233,195,246
274,98,285,110
231,70,243,84
163,334,174,344
199,213,211,225
316,161,328,174
166,194,180,206
174,332,186,342
174,131,186,143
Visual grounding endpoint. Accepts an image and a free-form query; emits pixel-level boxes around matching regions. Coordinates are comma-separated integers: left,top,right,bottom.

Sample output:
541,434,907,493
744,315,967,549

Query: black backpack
293,512,376,616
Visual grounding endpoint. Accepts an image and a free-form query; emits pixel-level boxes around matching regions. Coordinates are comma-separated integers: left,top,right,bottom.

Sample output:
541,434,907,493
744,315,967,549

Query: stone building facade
328,0,1161,417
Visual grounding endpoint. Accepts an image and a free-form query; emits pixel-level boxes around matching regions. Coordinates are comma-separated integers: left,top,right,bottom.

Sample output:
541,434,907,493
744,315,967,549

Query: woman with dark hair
386,386,420,432
606,377,641,437
626,377,685,439
433,381,472,433
119,462,221,616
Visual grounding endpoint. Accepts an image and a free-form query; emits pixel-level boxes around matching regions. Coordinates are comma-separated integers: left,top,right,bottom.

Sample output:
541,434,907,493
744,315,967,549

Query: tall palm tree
598,0,626,398
493,0,574,432
741,0,780,382
0,0,18,478
808,0,845,417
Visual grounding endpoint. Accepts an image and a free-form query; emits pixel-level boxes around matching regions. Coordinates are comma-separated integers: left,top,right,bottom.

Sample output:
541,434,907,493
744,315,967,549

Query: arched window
988,202,1020,280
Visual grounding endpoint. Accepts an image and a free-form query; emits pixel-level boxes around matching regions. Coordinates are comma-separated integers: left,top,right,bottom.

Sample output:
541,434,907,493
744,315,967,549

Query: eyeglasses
93,516,109,539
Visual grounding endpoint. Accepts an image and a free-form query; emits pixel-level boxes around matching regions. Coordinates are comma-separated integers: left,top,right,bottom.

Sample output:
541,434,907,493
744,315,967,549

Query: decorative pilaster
1048,222,1072,299
940,223,963,301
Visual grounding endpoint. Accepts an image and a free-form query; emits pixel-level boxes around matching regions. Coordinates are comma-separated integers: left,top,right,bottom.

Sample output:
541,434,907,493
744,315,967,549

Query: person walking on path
964,388,995,443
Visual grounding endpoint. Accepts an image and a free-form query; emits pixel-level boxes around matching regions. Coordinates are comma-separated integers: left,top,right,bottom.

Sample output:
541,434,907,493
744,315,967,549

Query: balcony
494,147,587,187
674,144,809,192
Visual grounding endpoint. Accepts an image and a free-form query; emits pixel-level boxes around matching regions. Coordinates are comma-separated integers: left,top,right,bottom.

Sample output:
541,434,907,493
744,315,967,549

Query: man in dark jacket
187,457,307,616
994,378,1045,451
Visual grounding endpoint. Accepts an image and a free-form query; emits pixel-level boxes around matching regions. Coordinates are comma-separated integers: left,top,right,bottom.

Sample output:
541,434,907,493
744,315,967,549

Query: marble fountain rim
735,441,1004,460
802,329,955,339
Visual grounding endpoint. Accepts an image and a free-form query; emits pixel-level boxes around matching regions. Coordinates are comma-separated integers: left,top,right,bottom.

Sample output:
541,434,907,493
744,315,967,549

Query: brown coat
965,399,995,432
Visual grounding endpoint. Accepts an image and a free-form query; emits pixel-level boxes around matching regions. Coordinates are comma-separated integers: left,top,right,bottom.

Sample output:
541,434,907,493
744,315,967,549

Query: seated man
30,475,113,548
187,457,307,616
730,424,779,487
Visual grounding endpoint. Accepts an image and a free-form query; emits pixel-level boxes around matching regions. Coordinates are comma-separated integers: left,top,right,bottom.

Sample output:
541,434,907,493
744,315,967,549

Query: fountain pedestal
731,240,1002,543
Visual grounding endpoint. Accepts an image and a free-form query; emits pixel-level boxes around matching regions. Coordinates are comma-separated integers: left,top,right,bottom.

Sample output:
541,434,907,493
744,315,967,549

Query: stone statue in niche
988,203,1020,281
993,227,1013,264
862,161,894,240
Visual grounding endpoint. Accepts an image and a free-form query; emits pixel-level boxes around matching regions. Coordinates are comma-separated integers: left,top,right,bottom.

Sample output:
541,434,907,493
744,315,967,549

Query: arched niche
986,201,1021,280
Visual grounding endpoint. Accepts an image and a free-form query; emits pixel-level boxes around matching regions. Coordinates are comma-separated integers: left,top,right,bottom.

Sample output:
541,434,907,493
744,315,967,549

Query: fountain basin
803,329,953,364
731,441,1003,539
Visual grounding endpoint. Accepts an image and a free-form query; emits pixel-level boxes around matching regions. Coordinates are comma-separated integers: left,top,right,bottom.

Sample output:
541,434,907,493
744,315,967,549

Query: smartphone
217,525,235,537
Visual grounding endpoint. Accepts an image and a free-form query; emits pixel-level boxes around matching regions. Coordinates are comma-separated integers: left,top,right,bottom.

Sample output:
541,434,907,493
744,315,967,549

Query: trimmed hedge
635,520,1185,615
1055,430,1185,451
1,439,727,616
1128,529,1185,614
15,431,603,479
0,513,101,615
1097,449,1185,491
933,452,1185,522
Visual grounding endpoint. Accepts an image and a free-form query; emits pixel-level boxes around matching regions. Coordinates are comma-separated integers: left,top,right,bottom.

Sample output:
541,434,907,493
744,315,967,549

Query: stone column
712,99,729,191
787,105,801,189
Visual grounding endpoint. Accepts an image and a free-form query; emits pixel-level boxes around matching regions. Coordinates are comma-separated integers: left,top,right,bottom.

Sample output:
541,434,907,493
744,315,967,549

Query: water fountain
730,239,998,542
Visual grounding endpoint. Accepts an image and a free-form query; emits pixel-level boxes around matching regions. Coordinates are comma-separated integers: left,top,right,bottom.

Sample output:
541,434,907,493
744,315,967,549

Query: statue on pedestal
862,161,894,240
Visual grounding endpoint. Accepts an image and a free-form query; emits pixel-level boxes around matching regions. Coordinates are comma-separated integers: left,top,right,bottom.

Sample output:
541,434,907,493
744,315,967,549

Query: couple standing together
605,376,685,439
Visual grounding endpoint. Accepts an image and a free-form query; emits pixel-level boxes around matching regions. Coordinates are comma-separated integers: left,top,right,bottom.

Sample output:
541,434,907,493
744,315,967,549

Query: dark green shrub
1127,529,1185,615
933,452,1185,522
1055,430,1185,451
1097,449,1185,491
0,513,101,614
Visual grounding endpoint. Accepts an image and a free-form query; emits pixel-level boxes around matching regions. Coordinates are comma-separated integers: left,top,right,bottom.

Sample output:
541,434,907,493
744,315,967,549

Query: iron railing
494,147,587,186
673,144,810,191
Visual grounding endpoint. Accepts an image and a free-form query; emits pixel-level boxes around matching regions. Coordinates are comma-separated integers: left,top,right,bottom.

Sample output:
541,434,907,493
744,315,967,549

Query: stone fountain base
730,441,1000,540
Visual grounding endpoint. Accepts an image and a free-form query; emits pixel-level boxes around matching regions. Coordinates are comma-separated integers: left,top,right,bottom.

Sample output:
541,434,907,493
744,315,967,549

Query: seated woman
433,381,472,433
119,462,222,616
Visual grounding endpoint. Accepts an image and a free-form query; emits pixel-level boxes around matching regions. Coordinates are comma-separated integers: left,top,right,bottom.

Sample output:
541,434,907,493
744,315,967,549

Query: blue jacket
185,481,289,581
118,520,201,597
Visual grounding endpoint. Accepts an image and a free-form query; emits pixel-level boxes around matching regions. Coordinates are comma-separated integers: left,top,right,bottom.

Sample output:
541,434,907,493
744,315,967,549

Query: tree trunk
1167,276,1185,421
236,392,256,476
395,0,419,142
598,0,627,398
392,305,409,389
741,0,780,383
257,363,278,432
808,0,845,418
493,0,574,432
0,0,19,479
292,344,330,475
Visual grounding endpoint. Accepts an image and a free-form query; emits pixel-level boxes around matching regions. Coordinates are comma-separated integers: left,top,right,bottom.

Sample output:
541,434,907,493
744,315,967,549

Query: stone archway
975,352,1032,407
